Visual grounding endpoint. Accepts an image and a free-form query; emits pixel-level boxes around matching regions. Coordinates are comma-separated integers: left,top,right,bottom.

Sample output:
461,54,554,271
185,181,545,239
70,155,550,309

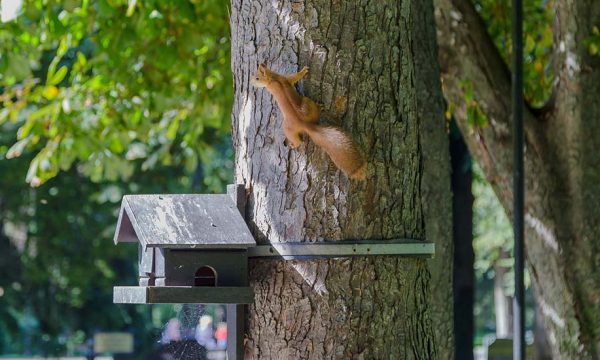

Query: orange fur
252,64,367,180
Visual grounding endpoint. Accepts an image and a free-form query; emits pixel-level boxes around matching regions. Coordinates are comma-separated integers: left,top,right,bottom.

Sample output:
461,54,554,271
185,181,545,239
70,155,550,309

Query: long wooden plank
113,286,254,304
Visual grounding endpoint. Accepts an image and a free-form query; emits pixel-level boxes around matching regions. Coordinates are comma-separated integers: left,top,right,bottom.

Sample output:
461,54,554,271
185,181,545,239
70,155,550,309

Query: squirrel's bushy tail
304,124,367,180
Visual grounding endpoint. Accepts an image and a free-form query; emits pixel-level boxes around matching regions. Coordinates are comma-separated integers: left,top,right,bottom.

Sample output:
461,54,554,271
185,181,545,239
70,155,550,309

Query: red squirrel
251,64,367,180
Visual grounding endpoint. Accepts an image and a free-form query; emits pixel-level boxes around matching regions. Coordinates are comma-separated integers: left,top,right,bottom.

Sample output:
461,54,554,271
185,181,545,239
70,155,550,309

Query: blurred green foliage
461,0,554,128
472,165,515,288
0,0,232,356
472,164,534,344
584,26,600,57
474,0,554,107
1,0,232,187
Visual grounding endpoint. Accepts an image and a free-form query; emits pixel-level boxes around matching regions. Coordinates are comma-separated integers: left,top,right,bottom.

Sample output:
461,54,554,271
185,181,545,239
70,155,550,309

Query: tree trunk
434,0,600,357
230,0,453,358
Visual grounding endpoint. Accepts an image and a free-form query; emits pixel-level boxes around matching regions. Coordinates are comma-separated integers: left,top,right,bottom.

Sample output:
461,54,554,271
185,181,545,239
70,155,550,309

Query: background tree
435,0,600,357
230,0,453,358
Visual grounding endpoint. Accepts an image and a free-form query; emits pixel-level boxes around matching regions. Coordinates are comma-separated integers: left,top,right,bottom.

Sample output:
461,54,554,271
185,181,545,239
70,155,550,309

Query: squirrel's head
251,63,271,88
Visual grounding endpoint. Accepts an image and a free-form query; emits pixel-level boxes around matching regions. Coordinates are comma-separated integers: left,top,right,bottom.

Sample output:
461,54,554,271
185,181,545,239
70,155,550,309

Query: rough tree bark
434,0,600,358
230,0,453,358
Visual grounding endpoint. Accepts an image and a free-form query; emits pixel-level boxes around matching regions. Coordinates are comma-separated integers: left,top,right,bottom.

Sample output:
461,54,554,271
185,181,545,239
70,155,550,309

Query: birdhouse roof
113,194,255,249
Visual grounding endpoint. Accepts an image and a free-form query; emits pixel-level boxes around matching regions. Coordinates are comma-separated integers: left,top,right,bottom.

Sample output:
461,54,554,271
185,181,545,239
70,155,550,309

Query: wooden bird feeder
110,184,435,359
112,187,255,305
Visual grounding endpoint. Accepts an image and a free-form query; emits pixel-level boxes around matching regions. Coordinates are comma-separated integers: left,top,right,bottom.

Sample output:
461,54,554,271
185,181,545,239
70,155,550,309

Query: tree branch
433,0,556,217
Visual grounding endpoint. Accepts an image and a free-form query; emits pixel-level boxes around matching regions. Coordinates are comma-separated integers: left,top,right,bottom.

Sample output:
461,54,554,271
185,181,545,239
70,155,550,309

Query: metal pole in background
512,0,525,358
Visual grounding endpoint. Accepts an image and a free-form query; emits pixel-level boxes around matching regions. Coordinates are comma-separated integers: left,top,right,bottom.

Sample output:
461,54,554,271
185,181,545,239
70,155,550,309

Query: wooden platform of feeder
113,286,254,304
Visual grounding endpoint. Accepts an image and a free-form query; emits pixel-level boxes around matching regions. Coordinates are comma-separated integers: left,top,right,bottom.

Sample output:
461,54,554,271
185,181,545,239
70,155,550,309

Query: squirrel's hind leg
283,126,303,149
299,97,321,123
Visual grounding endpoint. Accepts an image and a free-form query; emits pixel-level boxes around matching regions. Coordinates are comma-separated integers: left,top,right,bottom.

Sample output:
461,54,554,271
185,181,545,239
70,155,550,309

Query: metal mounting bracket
247,239,434,260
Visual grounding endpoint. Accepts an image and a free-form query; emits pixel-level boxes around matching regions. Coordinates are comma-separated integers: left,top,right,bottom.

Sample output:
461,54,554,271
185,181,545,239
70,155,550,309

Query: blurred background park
0,0,557,358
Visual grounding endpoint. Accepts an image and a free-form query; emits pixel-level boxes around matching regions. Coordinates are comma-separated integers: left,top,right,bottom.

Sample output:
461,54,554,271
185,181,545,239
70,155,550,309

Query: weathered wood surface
113,194,255,249
138,244,153,275
159,249,248,286
113,286,254,304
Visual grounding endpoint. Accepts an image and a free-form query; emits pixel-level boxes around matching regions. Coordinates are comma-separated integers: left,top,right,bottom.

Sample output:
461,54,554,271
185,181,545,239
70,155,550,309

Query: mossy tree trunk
435,0,600,358
230,0,453,358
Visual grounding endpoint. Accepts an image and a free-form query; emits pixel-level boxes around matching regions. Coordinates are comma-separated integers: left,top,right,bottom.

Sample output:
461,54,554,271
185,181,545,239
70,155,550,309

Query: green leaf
6,137,31,159
126,0,137,17
48,66,68,86
76,51,87,67
590,43,599,56
42,86,60,100
109,135,125,153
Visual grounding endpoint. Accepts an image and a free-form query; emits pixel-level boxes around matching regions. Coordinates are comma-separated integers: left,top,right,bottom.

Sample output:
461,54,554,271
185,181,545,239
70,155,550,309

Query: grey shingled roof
113,194,255,249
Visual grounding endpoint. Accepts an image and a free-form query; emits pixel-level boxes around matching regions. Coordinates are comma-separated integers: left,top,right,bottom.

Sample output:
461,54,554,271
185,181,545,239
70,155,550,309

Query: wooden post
226,304,245,360
227,184,247,360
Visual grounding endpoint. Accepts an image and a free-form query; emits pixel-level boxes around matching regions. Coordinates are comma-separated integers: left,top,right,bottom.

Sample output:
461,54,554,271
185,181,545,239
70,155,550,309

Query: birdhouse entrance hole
194,266,217,287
